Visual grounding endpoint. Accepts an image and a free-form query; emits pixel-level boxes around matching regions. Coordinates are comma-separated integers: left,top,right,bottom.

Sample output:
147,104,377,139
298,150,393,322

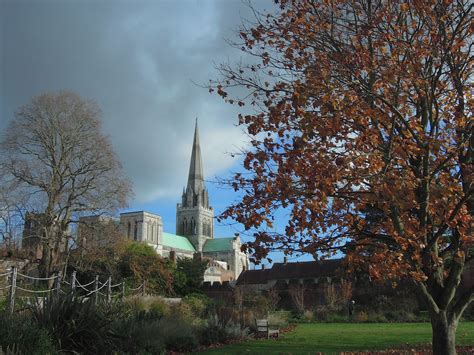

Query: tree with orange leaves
212,1,473,354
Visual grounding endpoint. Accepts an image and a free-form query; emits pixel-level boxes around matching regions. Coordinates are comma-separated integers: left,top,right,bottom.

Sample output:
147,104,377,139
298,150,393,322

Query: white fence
1,266,145,313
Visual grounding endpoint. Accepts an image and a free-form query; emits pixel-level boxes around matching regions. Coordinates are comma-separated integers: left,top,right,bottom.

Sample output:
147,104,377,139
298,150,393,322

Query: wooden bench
256,319,280,339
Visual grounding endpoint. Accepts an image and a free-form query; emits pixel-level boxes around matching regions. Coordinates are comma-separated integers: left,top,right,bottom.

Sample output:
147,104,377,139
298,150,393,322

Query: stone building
79,120,249,282
22,212,67,261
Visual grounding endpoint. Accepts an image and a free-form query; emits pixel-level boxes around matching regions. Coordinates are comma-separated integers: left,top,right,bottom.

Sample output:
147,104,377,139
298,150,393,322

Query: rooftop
237,259,344,285
203,237,235,253
162,232,196,252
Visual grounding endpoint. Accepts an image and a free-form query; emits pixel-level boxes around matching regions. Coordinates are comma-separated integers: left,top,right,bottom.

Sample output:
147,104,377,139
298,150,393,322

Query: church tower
176,119,214,251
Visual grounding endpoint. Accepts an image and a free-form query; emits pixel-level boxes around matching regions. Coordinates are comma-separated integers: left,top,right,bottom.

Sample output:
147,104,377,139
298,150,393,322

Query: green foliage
118,299,199,353
124,295,171,322
118,241,174,295
73,240,176,295
29,293,124,353
200,314,249,346
0,296,7,312
0,312,56,354
114,318,166,354
174,258,209,296
161,320,199,353
268,311,291,328
183,293,213,318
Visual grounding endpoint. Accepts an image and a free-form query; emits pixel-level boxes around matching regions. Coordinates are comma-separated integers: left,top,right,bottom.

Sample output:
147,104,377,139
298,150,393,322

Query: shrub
200,315,249,346
0,312,56,354
303,310,314,322
314,305,330,321
29,293,123,353
355,311,368,322
383,310,417,322
0,296,7,312
159,317,199,352
148,298,170,319
268,311,291,328
124,295,171,321
325,313,348,323
115,318,166,354
200,324,228,346
183,293,212,318
367,312,388,323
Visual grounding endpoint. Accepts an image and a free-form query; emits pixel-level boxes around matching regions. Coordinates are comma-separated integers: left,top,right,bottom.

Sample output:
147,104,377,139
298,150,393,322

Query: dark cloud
1,0,276,202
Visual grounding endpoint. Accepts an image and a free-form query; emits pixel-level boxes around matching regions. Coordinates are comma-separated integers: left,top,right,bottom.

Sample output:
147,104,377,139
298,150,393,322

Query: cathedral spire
187,118,205,193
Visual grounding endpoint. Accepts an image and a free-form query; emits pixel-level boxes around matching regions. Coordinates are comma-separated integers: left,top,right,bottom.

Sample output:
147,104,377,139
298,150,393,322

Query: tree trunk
431,311,458,355
38,242,52,279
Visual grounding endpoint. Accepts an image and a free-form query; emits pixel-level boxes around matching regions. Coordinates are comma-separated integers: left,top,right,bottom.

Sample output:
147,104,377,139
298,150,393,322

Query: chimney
284,257,288,264
169,250,176,263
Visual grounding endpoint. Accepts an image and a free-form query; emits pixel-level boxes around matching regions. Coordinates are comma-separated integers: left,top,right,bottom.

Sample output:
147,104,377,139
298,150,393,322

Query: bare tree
288,283,306,315
0,91,132,277
266,286,281,312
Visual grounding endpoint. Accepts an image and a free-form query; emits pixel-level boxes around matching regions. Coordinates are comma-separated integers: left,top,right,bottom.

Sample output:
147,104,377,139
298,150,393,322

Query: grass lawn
201,322,474,354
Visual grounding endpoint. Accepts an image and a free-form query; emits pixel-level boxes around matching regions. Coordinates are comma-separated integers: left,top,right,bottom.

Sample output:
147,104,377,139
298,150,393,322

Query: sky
0,0,312,265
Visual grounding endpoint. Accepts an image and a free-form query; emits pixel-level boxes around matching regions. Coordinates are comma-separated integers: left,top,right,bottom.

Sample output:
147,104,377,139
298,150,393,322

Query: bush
383,310,417,322
303,310,315,322
183,293,212,318
115,318,166,354
159,317,199,352
367,312,388,323
0,296,7,312
314,305,330,321
29,293,124,353
355,311,368,322
124,295,171,321
326,313,348,323
0,312,56,354
200,315,248,346
148,298,170,319
200,324,228,346
268,311,291,328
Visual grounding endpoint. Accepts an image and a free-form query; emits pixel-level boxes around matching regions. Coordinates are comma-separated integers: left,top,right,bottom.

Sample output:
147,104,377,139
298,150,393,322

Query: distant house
237,258,344,291
234,258,474,313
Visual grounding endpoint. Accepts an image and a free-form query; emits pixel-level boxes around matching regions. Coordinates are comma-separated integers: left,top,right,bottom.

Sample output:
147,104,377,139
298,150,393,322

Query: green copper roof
203,237,235,252
162,232,196,252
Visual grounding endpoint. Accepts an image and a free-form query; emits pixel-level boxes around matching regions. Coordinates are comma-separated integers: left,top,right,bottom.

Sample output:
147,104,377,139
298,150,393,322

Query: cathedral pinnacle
187,119,205,193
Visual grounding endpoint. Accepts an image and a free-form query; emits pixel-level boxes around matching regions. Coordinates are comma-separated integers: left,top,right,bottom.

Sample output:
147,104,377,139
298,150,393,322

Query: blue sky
1,0,313,266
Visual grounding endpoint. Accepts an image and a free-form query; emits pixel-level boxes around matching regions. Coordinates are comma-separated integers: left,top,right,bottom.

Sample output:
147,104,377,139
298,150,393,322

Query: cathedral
80,121,249,283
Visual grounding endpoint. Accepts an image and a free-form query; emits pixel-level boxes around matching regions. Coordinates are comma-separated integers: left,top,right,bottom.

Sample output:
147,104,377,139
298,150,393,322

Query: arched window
127,222,131,238
191,217,196,234
151,223,154,242
134,221,138,241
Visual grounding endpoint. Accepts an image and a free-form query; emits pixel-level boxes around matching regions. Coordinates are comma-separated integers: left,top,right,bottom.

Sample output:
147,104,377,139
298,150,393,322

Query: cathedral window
127,222,131,238
134,221,138,241
191,218,196,234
